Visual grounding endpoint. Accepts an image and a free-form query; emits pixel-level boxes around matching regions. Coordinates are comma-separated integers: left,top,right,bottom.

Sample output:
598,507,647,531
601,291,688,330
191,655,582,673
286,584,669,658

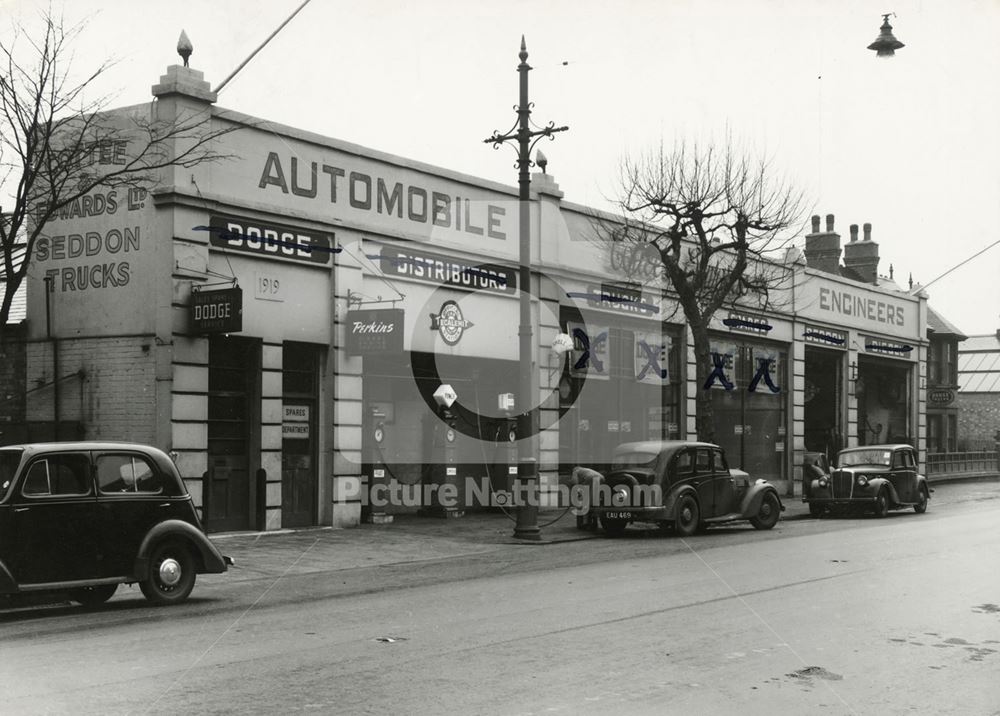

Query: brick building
957,330,1000,449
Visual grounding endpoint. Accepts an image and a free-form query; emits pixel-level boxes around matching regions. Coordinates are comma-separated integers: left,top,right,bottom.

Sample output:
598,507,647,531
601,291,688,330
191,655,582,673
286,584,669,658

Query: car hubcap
159,558,182,587
760,502,772,517
681,506,692,523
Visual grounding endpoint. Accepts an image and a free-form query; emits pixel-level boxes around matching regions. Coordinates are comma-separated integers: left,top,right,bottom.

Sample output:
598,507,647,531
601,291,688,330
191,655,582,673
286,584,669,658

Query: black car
0,442,231,607
804,443,931,517
582,441,785,537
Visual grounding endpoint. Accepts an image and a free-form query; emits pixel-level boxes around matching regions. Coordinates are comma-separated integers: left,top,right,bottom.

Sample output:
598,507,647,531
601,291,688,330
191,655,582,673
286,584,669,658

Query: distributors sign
191,287,243,334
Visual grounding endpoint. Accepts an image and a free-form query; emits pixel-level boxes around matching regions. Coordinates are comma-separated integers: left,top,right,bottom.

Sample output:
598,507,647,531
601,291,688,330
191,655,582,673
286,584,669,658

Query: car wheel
914,486,929,514
140,541,197,605
873,489,889,518
750,492,781,530
808,503,823,518
599,515,628,537
71,584,117,607
673,494,700,537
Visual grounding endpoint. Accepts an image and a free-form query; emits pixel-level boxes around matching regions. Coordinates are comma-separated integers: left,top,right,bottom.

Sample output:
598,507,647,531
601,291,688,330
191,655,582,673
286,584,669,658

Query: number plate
604,511,633,520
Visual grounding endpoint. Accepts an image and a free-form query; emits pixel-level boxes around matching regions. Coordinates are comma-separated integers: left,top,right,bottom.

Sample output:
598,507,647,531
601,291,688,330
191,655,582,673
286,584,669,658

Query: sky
3,0,999,335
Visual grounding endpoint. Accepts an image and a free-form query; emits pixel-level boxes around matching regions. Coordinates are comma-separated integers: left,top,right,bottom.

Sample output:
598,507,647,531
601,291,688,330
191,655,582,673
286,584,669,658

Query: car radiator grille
832,471,854,498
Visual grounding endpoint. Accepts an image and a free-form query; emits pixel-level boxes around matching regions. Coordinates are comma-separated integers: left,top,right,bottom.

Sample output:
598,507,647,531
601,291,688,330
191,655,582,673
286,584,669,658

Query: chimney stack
842,221,880,284
803,213,842,274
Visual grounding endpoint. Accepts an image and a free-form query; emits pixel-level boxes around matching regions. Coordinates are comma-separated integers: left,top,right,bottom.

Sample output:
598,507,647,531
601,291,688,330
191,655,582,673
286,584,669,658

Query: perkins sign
191,287,243,334
345,308,404,355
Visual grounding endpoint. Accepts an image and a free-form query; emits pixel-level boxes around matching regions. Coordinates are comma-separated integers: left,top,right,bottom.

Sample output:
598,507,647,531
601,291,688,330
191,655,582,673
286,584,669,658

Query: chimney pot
825,214,835,232
811,215,821,233
863,223,872,241
849,224,859,242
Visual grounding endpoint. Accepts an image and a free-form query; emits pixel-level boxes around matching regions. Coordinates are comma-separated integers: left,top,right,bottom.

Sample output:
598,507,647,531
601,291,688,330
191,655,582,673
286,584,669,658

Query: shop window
708,340,788,480
856,357,911,447
927,415,941,453
558,314,682,475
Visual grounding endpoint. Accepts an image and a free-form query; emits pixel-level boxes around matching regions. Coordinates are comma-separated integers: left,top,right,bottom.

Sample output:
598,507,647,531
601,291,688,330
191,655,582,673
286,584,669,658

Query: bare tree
597,140,806,442
0,11,237,340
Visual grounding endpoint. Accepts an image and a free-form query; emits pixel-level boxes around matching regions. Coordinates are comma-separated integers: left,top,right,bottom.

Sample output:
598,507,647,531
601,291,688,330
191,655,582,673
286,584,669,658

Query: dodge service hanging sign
191,287,243,334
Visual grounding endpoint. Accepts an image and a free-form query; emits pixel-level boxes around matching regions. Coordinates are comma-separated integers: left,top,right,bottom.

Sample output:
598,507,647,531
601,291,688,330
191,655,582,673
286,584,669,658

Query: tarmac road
2,480,998,715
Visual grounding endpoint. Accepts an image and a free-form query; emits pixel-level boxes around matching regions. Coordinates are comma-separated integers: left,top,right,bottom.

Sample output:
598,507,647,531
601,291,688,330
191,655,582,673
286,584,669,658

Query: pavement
207,476,1000,580
207,496,816,580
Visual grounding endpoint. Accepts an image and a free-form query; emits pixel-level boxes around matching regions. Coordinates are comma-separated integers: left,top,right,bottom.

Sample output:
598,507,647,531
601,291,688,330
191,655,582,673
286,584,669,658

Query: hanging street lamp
868,13,905,58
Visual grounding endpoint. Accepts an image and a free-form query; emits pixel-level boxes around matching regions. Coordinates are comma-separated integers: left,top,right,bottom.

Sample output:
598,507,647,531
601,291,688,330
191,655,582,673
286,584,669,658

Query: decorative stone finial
177,30,193,67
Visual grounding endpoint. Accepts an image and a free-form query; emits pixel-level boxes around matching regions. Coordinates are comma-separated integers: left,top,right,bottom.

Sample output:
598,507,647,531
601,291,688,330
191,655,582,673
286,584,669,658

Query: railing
925,450,999,480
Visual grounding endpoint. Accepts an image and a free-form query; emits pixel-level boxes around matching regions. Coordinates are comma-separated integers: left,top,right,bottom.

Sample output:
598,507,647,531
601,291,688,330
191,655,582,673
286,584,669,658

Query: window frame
20,453,93,498
96,453,164,495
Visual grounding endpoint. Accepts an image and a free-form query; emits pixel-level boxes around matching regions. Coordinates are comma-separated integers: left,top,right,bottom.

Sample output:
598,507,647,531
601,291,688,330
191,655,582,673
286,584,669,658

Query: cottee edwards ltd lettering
258,152,507,239
819,286,905,326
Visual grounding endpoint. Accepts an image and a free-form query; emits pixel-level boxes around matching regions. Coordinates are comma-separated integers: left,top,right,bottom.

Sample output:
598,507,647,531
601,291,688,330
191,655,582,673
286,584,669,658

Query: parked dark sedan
804,443,931,517
0,442,231,607
582,441,784,537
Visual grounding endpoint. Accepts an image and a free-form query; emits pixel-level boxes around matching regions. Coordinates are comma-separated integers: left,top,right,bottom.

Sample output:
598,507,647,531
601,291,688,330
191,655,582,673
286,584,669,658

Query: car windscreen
839,449,892,467
0,449,24,499
612,451,658,469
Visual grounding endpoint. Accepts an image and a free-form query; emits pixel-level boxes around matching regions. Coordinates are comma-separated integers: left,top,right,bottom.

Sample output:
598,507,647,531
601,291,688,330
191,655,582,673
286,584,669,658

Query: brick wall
24,335,158,443
0,325,27,427
956,393,1000,445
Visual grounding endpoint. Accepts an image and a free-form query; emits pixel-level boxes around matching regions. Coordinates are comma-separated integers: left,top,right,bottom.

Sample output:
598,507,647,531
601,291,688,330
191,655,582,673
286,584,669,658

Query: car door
11,452,97,585
94,451,172,578
890,449,917,503
712,448,736,514
692,448,716,517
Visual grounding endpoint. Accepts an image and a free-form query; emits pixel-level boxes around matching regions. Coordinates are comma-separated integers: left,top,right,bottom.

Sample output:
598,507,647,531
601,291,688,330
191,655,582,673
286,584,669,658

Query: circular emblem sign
431,300,473,346
928,388,955,406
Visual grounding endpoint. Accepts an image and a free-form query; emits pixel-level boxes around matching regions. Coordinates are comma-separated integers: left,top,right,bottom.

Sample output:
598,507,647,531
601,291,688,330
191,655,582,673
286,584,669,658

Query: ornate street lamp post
485,37,567,540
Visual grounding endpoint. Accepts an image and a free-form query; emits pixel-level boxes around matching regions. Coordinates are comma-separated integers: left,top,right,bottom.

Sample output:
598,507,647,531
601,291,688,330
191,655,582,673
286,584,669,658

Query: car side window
676,451,694,476
97,454,163,494
891,451,905,469
712,450,729,473
902,451,915,469
695,449,711,474
21,455,91,497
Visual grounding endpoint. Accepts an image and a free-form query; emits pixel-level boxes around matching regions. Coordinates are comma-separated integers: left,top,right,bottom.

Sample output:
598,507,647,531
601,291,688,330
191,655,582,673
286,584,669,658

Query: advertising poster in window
567,321,610,381
706,338,738,390
634,331,670,385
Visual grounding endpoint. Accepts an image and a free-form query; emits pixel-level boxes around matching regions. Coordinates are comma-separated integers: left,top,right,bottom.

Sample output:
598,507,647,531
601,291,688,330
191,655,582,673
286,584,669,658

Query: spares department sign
345,308,404,355
191,287,243,334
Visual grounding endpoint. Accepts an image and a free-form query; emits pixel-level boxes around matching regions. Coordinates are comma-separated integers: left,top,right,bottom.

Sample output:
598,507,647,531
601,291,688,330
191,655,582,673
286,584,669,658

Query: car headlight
818,477,828,488
857,475,868,486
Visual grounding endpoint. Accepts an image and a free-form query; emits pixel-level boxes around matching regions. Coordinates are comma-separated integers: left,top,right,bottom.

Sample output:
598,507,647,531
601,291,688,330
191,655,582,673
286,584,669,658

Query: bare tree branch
590,139,807,442
1,10,242,339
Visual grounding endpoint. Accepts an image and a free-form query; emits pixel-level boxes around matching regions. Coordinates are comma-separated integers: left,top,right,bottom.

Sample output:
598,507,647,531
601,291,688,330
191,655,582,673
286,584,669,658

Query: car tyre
71,584,117,607
913,486,929,514
873,489,889,518
140,540,197,605
673,494,700,537
750,491,781,530
599,515,628,537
